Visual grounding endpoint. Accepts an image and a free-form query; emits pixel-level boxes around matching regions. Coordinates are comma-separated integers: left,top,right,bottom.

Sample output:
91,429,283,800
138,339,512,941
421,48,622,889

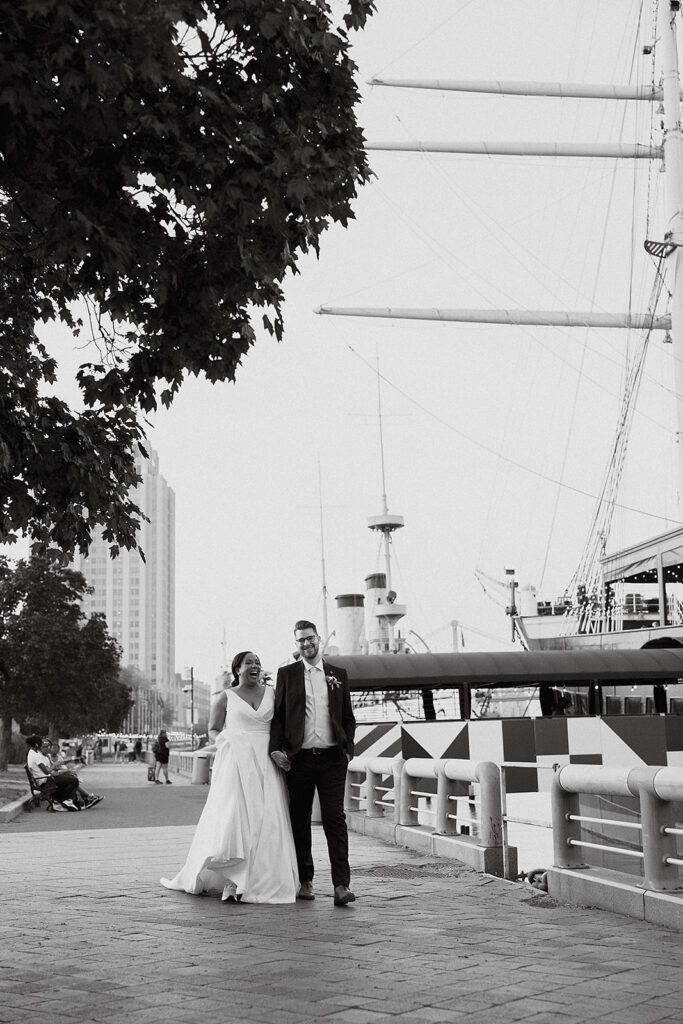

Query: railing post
632,767,683,892
476,761,503,848
500,764,511,879
551,771,586,868
435,762,458,835
392,755,404,825
399,763,418,826
366,764,383,818
345,760,365,813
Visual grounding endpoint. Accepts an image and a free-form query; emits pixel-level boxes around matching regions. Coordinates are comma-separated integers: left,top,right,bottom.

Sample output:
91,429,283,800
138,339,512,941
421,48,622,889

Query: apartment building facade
73,448,176,715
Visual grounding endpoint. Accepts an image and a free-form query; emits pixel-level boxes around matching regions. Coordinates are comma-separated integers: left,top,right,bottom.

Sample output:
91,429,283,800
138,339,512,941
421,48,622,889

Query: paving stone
594,1012,678,1024
521,1015,588,1024
321,1011,395,1023
451,1005,534,1023
2,766,683,1024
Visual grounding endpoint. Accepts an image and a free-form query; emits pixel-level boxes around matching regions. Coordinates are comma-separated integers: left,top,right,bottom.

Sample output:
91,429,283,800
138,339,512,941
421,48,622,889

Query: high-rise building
73,448,176,705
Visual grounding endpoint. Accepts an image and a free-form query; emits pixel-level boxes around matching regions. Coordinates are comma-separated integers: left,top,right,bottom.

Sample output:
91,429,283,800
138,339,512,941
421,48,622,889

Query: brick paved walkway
1,766,681,1024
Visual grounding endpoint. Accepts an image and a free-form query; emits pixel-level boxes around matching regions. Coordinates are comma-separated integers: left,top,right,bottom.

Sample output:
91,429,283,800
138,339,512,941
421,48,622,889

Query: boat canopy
600,525,683,584
331,649,683,691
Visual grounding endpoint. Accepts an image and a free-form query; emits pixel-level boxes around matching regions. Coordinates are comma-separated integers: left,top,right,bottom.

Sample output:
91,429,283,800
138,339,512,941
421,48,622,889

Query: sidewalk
0,766,682,1024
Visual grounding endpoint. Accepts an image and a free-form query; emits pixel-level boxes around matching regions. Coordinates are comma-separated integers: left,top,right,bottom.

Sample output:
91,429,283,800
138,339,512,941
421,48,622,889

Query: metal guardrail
345,755,399,820
347,757,683,892
552,765,683,892
169,751,195,776
346,755,503,846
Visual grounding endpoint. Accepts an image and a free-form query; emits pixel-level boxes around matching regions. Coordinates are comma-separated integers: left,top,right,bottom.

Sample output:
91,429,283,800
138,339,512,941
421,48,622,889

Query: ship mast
368,78,675,101
318,3,683,521
368,355,406,652
376,354,394,590
660,2,683,509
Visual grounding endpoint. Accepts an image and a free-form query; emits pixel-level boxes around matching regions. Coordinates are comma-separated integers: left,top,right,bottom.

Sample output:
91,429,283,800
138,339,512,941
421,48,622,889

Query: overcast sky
38,0,679,684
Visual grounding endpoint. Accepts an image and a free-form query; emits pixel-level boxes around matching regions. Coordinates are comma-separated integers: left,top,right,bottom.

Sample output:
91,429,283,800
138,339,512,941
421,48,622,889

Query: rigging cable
563,4,667,619
365,143,677,429
343,338,681,526
563,264,666,630
539,9,646,593
369,0,477,79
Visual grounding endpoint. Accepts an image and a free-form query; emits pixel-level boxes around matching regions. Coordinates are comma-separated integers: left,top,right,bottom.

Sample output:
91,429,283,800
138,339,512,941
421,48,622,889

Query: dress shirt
301,658,335,749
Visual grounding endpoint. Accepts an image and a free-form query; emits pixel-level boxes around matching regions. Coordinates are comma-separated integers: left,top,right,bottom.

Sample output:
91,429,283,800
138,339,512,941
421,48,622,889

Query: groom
269,619,356,906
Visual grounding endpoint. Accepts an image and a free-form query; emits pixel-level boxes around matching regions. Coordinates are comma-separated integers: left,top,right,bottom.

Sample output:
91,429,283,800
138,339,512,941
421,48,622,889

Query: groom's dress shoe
334,885,356,906
297,881,315,900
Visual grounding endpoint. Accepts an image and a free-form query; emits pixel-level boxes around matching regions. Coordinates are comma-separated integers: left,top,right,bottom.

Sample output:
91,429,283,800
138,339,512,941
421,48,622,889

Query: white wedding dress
160,686,299,903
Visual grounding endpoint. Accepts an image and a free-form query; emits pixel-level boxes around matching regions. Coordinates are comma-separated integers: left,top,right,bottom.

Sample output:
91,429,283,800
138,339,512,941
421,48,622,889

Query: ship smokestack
335,594,366,654
365,573,389,652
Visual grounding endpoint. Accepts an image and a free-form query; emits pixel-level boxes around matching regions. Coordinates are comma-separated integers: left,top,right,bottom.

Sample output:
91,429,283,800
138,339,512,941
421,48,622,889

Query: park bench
24,765,58,812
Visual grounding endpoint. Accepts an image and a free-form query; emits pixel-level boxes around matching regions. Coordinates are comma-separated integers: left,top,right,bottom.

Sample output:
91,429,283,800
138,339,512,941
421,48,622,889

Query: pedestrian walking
153,730,171,784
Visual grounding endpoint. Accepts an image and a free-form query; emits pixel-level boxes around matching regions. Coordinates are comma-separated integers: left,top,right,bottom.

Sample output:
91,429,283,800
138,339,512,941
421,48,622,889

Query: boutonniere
325,673,341,690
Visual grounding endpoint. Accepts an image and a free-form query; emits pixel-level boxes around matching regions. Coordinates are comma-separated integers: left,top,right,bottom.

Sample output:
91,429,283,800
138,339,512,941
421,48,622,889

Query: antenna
367,352,406,651
376,353,389,517
368,354,404,590
318,458,330,645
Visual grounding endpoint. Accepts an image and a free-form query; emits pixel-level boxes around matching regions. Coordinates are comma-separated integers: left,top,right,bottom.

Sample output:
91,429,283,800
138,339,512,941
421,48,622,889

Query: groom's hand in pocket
271,750,291,772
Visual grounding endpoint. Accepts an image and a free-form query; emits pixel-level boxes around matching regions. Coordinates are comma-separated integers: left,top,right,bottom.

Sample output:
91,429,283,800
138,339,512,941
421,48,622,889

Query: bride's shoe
221,882,237,903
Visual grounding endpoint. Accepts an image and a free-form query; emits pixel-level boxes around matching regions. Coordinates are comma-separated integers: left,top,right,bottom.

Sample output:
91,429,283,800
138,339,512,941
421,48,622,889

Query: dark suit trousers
286,748,350,888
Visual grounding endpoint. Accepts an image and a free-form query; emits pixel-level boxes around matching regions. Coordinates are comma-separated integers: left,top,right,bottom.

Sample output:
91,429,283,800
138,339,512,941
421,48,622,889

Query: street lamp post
183,667,195,752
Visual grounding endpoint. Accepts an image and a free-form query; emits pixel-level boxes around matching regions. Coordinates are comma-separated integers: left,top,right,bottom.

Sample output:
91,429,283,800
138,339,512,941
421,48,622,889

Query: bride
161,650,299,903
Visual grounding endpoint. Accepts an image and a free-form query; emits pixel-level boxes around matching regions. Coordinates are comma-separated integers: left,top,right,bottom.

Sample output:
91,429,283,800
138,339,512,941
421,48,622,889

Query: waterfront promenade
1,762,682,1024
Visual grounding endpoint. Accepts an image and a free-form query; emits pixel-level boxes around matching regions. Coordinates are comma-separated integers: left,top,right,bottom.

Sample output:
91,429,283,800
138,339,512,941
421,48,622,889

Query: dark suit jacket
269,659,356,759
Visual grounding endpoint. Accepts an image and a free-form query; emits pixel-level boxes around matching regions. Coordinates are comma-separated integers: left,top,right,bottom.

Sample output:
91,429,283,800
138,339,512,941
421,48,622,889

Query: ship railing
571,605,629,635
551,764,683,892
577,592,683,629
667,592,683,625
345,755,510,876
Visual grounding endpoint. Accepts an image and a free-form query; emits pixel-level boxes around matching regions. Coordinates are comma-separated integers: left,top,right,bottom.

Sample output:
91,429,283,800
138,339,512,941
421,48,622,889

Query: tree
66,614,132,734
0,552,130,768
0,0,375,556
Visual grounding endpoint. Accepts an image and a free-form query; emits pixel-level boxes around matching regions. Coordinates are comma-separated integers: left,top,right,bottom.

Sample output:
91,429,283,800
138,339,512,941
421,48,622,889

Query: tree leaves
0,553,130,767
0,0,375,555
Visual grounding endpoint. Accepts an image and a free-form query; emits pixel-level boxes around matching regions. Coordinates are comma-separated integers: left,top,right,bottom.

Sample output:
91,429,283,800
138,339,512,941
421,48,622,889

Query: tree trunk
0,713,13,771
421,688,436,721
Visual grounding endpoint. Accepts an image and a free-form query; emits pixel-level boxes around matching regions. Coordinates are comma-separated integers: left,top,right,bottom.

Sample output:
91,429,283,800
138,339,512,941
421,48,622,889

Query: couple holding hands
161,620,356,907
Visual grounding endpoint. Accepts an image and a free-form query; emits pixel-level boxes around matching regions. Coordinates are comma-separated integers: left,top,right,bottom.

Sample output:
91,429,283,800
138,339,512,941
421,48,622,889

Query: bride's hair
231,650,259,685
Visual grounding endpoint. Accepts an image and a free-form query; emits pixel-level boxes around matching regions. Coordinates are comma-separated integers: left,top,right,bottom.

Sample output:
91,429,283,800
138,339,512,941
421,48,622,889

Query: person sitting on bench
46,741,103,809
26,735,83,810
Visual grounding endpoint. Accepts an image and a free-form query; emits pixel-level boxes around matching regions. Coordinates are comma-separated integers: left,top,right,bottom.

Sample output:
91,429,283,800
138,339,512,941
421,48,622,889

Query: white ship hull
516,616,683,651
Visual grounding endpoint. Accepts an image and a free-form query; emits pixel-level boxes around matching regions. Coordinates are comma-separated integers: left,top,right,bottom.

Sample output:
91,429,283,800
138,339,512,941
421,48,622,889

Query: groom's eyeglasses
295,636,318,646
